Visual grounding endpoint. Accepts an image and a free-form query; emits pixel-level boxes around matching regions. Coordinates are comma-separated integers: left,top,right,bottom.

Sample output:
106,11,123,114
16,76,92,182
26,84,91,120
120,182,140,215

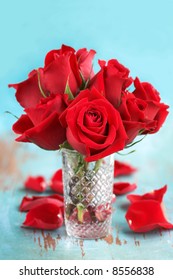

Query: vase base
65,217,111,239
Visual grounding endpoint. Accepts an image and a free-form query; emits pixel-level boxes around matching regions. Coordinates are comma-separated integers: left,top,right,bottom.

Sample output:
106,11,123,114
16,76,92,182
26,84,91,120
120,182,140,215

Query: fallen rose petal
127,185,167,204
49,169,63,194
19,194,64,212
125,200,173,232
113,182,137,195
23,202,64,230
24,176,47,192
114,160,137,177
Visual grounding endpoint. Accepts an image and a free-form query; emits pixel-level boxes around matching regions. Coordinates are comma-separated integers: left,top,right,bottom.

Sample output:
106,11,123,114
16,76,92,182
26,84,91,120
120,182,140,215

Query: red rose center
84,109,102,127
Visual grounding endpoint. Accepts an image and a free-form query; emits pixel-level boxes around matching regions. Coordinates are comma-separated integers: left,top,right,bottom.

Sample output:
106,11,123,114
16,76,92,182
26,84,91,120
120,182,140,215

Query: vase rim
61,148,115,161
61,147,81,154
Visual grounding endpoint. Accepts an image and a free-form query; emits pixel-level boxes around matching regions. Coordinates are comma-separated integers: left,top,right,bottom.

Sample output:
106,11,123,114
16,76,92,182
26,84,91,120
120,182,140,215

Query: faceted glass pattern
62,149,114,239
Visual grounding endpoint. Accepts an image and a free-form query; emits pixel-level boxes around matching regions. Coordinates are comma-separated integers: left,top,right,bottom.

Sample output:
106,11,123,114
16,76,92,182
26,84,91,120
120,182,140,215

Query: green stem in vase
77,203,85,223
94,159,103,173
74,154,86,175
69,154,103,212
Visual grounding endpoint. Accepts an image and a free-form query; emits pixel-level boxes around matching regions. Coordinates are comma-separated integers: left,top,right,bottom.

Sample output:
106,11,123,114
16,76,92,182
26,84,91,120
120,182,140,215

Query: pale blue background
0,0,173,134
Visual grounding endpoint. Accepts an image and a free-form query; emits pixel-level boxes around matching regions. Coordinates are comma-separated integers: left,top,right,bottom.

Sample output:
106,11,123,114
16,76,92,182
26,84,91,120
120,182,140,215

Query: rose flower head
90,59,132,108
118,78,169,144
12,94,67,150
60,88,128,162
9,44,96,109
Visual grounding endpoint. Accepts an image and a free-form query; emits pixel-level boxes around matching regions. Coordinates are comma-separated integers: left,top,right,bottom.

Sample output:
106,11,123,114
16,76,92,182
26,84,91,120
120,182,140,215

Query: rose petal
76,48,96,81
24,176,47,192
113,182,137,195
49,169,63,194
23,202,64,230
127,185,167,204
41,53,80,95
44,45,75,66
125,200,173,232
9,69,43,109
133,77,161,102
95,203,112,222
17,112,66,150
114,160,137,177
13,114,33,135
19,194,64,212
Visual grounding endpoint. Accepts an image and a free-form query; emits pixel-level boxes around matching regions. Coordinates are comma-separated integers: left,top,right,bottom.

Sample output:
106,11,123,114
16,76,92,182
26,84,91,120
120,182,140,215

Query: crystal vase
62,149,114,239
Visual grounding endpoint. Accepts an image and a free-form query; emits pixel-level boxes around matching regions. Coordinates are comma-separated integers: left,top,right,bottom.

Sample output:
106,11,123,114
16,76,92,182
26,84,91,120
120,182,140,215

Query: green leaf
139,129,145,135
94,159,103,173
84,77,90,89
65,81,74,100
117,150,136,156
4,111,18,119
125,135,146,149
74,154,85,175
79,65,93,90
37,70,47,98
59,141,73,150
79,71,86,90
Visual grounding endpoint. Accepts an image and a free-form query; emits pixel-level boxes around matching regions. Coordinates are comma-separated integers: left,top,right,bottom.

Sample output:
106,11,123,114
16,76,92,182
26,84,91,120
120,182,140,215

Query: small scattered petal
24,176,47,192
49,169,63,194
127,185,167,204
125,200,173,232
114,160,137,177
113,182,137,195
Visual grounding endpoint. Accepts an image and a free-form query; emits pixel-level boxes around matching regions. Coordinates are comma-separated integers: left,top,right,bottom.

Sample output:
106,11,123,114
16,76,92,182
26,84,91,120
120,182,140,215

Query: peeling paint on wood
0,139,32,190
41,231,56,251
79,240,85,257
134,237,140,246
115,225,122,246
103,234,113,245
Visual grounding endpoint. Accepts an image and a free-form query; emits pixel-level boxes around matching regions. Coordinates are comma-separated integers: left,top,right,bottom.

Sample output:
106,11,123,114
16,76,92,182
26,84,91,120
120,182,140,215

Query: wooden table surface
1,115,173,260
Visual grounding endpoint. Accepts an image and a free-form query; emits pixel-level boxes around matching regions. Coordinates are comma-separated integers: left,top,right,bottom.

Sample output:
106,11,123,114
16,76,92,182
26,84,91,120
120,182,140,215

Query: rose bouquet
9,44,169,238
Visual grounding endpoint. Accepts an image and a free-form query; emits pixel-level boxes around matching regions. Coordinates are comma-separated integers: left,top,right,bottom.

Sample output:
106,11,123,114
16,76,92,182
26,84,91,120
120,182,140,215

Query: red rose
118,92,150,144
118,79,169,144
76,48,96,81
132,78,169,134
45,45,96,82
13,94,67,150
9,44,96,108
60,88,127,162
133,77,161,102
90,59,132,108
